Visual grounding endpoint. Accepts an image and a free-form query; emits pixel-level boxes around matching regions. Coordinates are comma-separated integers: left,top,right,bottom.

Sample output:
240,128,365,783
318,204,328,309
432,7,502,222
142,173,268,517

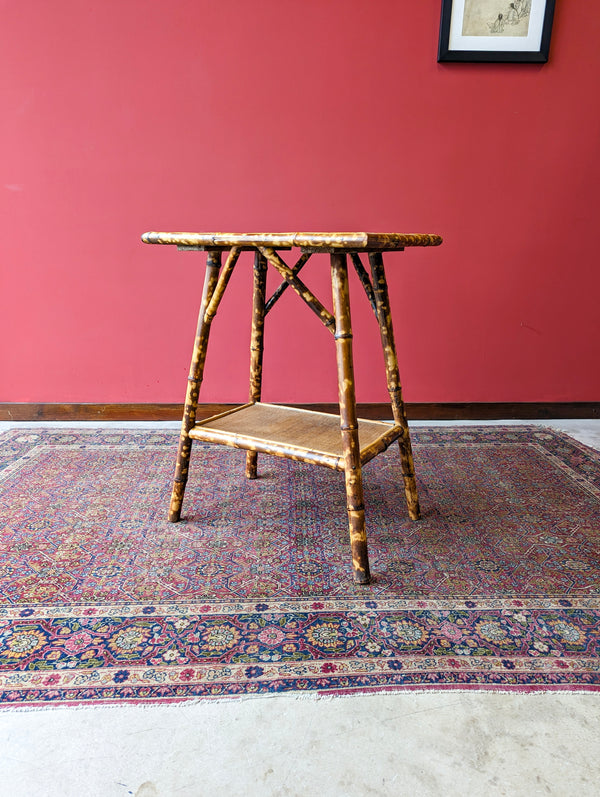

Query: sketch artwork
462,0,531,36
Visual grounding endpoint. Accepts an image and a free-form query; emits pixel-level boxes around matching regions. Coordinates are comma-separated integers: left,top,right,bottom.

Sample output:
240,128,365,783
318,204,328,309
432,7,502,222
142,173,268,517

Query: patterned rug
0,425,599,706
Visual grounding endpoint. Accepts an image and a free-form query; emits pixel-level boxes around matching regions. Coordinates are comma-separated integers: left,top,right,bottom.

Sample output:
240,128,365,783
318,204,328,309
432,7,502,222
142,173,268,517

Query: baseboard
1,402,599,422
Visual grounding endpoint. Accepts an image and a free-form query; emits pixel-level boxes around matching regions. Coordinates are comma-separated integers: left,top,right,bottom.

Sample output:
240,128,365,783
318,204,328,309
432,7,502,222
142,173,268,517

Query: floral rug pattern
0,426,599,704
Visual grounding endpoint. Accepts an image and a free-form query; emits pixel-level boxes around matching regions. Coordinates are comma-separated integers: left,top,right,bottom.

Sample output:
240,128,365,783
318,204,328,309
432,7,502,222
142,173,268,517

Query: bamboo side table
141,232,442,584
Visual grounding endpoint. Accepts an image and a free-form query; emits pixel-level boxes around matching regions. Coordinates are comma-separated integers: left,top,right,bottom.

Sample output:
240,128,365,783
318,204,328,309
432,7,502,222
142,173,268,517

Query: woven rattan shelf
189,402,402,470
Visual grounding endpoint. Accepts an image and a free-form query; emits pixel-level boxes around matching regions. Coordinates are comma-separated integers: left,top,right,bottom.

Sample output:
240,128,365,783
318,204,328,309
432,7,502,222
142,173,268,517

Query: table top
141,231,442,251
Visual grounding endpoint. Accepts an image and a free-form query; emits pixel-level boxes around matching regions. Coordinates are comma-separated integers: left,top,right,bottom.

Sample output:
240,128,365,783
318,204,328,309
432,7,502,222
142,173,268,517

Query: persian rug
0,425,599,706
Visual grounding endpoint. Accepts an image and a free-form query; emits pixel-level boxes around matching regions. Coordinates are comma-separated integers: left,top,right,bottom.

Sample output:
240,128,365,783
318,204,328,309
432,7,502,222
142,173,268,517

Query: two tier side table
141,232,442,584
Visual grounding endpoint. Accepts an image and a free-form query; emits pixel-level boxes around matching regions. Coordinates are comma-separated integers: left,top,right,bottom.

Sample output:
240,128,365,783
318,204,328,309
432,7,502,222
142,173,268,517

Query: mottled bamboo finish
359,423,403,466
265,252,312,314
169,250,222,522
190,402,399,470
203,247,240,323
350,252,378,315
258,247,336,333
331,253,370,585
190,426,341,469
142,231,442,250
246,251,268,479
369,252,420,520
143,229,442,583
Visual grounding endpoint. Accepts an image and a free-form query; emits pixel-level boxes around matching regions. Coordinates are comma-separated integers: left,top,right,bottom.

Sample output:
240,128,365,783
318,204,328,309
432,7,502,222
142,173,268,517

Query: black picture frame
438,0,555,63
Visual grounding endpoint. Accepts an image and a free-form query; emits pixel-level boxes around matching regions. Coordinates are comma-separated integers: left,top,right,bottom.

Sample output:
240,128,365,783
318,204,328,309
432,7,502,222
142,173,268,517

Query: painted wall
1,1,599,404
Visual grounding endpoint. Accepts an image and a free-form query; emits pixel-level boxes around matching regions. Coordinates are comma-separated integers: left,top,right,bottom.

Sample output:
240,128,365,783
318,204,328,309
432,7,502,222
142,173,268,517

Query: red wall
1,1,599,404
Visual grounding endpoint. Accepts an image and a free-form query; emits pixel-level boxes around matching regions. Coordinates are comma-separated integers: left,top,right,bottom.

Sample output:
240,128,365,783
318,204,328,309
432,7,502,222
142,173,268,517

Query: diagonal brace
350,252,378,316
258,246,336,334
265,252,312,313
203,247,241,323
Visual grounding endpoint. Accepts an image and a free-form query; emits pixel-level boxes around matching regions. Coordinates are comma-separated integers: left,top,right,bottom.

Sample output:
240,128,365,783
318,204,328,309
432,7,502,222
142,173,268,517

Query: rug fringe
2,685,600,713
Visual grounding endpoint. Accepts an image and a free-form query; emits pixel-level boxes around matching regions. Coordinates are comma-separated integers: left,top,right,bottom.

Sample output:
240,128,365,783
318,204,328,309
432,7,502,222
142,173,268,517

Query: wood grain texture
141,231,443,251
4,403,598,421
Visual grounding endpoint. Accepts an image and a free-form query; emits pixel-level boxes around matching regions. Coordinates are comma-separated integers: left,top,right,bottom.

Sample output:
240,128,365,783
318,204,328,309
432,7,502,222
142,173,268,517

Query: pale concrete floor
0,420,599,797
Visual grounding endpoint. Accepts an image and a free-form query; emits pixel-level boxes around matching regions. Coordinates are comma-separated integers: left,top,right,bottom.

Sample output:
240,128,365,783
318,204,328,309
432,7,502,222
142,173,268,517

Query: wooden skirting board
1,403,599,421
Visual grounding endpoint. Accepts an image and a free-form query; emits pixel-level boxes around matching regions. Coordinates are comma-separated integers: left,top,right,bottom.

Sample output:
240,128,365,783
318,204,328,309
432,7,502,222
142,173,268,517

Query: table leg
246,250,268,479
169,250,222,522
368,252,421,520
331,252,371,585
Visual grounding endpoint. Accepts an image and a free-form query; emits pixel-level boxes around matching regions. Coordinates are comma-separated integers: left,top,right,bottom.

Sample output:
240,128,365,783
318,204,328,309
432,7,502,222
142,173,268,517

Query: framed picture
438,0,556,62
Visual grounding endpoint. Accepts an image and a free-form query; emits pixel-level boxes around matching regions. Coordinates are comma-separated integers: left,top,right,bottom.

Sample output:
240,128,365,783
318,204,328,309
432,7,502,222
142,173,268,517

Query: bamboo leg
246,250,268,479
168,250,222,522
368,252,421,520
331,252,371,585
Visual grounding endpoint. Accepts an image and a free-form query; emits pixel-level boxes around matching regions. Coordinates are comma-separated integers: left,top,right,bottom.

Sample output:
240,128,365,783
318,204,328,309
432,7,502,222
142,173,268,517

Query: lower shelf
188,402,403,470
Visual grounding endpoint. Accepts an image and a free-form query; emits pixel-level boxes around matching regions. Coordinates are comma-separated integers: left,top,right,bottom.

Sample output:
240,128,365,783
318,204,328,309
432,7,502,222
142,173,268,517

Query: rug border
1,424,599,704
